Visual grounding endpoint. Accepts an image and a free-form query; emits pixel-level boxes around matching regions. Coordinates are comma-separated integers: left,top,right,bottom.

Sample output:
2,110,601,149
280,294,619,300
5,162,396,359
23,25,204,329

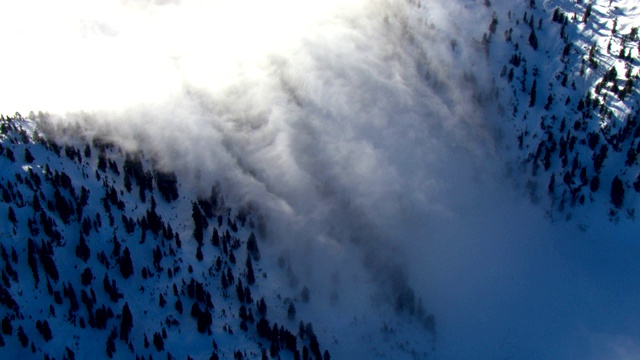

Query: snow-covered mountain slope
0,114,434,359
1,0,640,359
486,0,640,223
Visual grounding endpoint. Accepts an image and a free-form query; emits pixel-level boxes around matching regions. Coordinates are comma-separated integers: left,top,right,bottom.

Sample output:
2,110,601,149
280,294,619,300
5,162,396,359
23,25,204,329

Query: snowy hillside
486,0,640,223
0,114,434,359
1,0,640,359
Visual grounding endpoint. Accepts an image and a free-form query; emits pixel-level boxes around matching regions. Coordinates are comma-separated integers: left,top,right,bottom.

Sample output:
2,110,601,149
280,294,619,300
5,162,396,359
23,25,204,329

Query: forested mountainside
0,115,342,360
0,114,435,359
487,0,640,222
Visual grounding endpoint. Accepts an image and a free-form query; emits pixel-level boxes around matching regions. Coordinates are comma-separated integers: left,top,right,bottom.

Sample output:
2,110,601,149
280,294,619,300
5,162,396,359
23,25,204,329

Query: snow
1,0,640,359
0,116,435,359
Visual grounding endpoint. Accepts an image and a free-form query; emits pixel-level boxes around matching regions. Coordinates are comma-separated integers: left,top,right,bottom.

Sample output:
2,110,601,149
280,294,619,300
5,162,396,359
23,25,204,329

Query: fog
2,0,640,358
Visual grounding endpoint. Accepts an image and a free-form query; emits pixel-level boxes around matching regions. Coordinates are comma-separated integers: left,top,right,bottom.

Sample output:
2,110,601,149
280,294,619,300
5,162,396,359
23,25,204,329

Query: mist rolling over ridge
1,0,640,359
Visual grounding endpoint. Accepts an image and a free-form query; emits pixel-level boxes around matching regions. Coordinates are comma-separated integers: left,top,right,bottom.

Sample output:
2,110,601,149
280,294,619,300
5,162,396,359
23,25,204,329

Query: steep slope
2,0,640,359
486,0,640,223
0,114,435,359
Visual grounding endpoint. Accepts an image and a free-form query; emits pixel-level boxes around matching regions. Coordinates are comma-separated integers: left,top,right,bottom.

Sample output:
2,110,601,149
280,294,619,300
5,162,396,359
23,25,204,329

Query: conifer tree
528,28,538,50
529,79,537,107
287,302,296,320
7,206,16,225
120,302,133,342
611,176,625,208
246,256,255,285
24,148,34,163
120,247,133,279
153,332,164,351
247,232,260,261
75,235,90,262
